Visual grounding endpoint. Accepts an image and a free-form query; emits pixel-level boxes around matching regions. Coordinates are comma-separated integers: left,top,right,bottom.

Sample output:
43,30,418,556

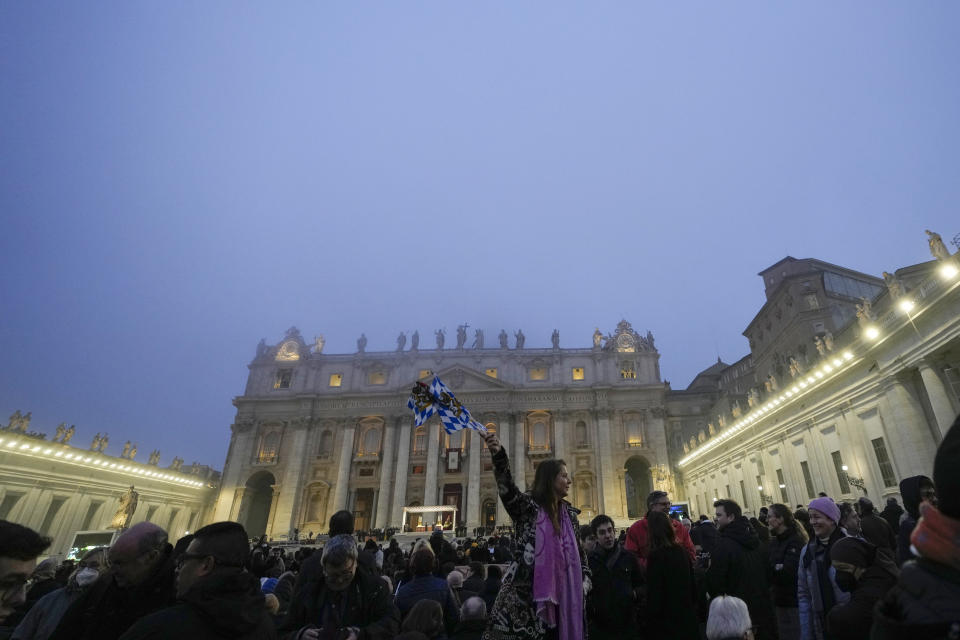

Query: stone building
0,424,218,557
678,237,960,517
213,321,676,538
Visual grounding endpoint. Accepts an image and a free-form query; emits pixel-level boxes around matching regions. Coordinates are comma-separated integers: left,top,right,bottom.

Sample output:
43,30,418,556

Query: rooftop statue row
258,320,658,359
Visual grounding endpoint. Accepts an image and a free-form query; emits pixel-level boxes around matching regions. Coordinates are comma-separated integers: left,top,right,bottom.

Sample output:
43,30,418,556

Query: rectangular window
713,488,719,499
529,367,548,381
0,493,23,521
40,497,67,536
739,480,749,510
800,461,816,499
418,369,432,380
871,438,897,487
756,458,766,476
328,373,343,387
756,475,764,501
485,368,498,379
620,363,637,379
273,370,292,389
725,484,731,499
572,367,585,381
777,469,788,502
81,501,102,531
146,505,158,522
412,465,425,475
832,451,851,494
368,371,386,385
359,468,374,476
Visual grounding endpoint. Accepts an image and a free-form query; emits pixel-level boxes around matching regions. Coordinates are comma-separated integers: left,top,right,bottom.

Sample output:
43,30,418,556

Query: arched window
413,427,426,455
258,432,280,463
362,428,380,455
626,418,642,447
575,421,588,447
531,421,547,450
318,430,333,457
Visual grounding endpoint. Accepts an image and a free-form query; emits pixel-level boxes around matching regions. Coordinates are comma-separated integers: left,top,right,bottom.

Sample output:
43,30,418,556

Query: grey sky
2,2,958,469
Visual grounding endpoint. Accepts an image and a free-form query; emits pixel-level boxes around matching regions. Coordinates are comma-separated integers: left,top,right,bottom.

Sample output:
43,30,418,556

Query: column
374,419,398,529
390,419,412,527
918,361,958,439
272,427,309,537
596,411,619,517
496,418,510,526
423,422,441,526
513,413,527,492
332,420,357,512
881,379,939,478
229,488,247,521
265,485,281,539
214,426,259,521
466,429,482,530
553,411,567,462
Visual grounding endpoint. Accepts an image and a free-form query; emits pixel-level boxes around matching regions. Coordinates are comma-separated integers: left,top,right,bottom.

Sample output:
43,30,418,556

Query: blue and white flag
408,376,486,434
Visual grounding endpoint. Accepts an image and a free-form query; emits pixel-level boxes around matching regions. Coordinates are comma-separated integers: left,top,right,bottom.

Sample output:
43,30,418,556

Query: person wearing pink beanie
797,497,849,639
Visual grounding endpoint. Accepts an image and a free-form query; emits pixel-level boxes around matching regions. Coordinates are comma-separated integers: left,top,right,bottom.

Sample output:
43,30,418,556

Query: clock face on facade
616,333,636,352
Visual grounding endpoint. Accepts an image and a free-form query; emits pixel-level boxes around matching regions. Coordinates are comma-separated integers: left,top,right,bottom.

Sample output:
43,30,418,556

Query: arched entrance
624,457,652,519
241,471,275,538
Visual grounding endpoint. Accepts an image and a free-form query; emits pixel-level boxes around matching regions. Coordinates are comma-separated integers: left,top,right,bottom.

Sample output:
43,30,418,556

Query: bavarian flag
408,376,486,434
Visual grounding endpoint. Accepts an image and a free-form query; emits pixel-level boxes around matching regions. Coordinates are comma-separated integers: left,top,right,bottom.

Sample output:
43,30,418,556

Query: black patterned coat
482,448,590,640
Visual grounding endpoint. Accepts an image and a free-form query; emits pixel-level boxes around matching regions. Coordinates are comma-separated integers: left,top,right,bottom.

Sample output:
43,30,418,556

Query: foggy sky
2,2,958,469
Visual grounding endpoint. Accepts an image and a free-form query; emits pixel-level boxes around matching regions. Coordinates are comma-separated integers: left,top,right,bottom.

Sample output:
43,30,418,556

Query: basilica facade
212,321,676,539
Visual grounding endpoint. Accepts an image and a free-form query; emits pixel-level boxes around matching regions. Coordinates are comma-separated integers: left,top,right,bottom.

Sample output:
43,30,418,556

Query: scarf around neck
911,503,960,572
533,505,583,640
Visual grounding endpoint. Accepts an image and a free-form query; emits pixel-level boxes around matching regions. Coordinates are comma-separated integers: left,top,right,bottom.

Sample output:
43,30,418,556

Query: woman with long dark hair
481,431,588,640
644,510,699,639
767,503,807,640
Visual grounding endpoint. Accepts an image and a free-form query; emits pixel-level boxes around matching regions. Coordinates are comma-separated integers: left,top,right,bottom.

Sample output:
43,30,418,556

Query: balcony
527,444,552,459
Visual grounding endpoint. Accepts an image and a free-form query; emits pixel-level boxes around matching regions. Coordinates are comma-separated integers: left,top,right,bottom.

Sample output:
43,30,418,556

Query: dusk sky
2,3,958,470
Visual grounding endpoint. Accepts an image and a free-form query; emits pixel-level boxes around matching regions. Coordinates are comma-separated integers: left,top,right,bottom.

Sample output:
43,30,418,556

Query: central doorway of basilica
625,457,652,519
353,489,374,532
241,471,275,538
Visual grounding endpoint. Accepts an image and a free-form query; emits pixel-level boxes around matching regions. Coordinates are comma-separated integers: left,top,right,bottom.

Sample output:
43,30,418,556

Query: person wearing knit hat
871,414,960,638
826,537,897,640
797,496,849,640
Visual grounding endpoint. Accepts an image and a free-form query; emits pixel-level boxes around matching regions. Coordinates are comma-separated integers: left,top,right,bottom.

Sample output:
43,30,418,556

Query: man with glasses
49,522,175,640
119,521,275,639
625,491,696,569
0,521,50,632
281,534,399,640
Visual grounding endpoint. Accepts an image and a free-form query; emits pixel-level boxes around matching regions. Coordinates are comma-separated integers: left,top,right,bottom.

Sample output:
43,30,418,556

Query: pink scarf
533,505,583,640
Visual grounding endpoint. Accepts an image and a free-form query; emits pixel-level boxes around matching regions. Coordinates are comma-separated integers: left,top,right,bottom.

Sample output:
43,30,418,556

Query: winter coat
897,476,932,566
859,514,896,555
645,544,699,640
48,548,177,640
625,516,697,569
769,527,805,608
587,543,643,640
482,448,589,640
451,619,486,640
870,558,960,640
11,587,81,640
117,571,276,640
879,503,904,537
825,563,896,640
279,565,399,640
706,516,777,640
396,575,460,635
798,528,850,640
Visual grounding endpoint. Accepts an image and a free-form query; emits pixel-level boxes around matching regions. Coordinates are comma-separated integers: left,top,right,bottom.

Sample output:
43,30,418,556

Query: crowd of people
0,418,957,640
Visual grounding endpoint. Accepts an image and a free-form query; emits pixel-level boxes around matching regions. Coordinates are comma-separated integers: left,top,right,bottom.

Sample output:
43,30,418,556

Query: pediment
431,366,514,392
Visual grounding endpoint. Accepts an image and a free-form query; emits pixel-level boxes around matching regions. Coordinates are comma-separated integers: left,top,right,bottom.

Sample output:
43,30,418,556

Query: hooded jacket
897,476,933,566
706,516,777,640
117,571,276,640
824,539,898,640
870,558,960,640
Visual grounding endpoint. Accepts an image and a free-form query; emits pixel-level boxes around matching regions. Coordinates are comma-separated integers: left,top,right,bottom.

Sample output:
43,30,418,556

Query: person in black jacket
878,498,903,535
586,514,644,640
896,476,937,566
118,521,275,640
645,511,698,640
824,536,897,640
706,500,777,640
48,523,176,640
767,503,807,640
855,497,895,556
279,534,399,640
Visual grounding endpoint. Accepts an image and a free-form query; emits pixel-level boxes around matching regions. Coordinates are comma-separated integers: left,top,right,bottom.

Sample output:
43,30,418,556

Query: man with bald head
49,523,176,640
